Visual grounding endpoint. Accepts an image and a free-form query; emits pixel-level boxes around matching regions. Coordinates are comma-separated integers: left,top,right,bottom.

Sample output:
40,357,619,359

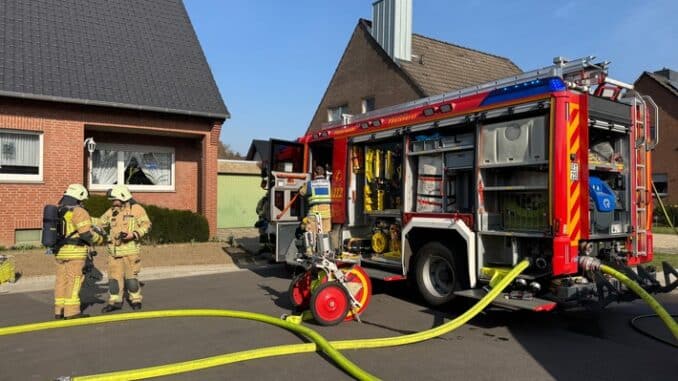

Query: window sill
90,185,175,193
0,179,44,184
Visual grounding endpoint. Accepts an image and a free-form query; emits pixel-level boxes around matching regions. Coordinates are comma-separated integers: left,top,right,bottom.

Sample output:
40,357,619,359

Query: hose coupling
578,256,601,271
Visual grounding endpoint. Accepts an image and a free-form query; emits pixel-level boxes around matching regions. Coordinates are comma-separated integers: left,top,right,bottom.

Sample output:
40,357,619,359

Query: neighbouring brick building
307,0,521,134
0,0,229,246
634,68,678,204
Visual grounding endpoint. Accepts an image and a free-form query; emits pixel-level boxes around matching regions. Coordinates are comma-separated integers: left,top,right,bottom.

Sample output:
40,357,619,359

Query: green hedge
84,195,209,244
653,202,678,227
84,195,112,217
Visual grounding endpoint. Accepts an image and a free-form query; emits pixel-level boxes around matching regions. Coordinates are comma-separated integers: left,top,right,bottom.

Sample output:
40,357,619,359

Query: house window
89,143,175,192
327,104,348,122
653,173,668,197
0,130,43,182
361,97,375,113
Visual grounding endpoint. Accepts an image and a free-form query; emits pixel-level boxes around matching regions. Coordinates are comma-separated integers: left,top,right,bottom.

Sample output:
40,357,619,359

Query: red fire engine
262,56,675,313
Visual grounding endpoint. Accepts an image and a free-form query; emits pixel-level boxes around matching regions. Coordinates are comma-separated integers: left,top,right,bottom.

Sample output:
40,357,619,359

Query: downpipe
578,256,678,341
0,260,532,380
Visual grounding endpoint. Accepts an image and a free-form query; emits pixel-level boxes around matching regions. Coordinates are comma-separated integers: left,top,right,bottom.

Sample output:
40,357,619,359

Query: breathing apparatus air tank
351,146,362,173
374,149,382,179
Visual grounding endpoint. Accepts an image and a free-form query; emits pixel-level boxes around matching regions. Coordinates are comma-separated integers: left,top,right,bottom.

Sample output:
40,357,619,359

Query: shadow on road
257,283,294,310
79,263,106,313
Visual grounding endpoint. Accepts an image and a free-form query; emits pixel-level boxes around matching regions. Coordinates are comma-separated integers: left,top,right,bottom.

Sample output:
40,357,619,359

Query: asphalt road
0,265,676,381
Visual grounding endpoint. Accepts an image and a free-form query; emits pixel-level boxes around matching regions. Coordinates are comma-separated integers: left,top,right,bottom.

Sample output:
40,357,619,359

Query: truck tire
414,242,460,306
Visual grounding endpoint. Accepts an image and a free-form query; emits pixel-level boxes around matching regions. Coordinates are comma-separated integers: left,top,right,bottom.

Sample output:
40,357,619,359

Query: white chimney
372,0,412,62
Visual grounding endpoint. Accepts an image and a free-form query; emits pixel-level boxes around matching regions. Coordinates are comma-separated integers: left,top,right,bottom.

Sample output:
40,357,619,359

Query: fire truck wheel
288,271,313,309
414,242,460,306
310,281,350,326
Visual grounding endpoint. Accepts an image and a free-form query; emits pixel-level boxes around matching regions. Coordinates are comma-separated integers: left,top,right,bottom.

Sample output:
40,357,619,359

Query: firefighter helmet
64,184,89,201
107,185,132,202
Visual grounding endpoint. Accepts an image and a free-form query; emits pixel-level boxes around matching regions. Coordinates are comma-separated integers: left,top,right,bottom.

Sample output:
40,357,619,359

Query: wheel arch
402,217,476,288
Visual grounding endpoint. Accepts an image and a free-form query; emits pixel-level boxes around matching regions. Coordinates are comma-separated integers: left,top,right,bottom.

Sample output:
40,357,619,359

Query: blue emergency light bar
480,77,566,106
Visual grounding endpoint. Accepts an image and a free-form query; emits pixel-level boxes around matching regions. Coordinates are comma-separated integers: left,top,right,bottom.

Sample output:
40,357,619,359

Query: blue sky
184,0,677,155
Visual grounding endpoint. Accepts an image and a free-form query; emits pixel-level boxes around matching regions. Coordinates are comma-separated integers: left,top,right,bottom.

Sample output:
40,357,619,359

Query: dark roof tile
641,71,678,97
399,34,521,96
0,0,228,119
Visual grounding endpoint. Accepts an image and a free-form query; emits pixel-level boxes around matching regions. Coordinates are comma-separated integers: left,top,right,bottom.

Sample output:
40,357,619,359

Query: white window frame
327,104,348,122
361,97,375,114
0,129,44,183
88,143,176,192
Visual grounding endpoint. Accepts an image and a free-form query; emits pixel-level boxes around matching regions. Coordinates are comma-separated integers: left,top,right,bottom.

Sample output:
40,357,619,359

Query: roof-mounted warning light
481,77,566,106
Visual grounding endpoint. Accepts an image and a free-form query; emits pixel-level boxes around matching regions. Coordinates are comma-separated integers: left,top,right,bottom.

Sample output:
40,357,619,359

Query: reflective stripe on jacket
99,203,151,257
56,207,99,260
308,178,331,206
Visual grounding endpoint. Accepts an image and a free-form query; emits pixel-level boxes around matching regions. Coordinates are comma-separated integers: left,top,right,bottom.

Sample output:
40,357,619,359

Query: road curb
0,264,246,295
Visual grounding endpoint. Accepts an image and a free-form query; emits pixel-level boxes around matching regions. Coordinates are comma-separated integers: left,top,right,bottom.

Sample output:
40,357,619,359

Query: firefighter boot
101,303,123,313
131,302,142,310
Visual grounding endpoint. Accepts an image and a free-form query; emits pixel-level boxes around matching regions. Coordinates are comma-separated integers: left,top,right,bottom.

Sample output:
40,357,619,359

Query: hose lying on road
579,256,678,342
0,260,530,380
599,264,678,342
630,314,678,348
2,258,676,380
0,309,377,381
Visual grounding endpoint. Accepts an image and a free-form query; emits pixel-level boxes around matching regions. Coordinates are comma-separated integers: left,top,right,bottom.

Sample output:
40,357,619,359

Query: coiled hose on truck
1,257,676,380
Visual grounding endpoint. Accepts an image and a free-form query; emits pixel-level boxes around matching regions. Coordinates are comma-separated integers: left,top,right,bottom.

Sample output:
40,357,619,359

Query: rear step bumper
455,289,557,312
362,266,406,282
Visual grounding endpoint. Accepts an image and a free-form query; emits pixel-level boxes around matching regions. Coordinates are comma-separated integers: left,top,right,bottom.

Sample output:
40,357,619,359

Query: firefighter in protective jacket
98,185,151,312
54,184,104,319
299,165,332,234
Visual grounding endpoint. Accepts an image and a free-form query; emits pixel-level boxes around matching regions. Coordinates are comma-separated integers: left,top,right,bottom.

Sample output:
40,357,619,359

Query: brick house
0,0,229,246
307,0,521,134
634,68,678,204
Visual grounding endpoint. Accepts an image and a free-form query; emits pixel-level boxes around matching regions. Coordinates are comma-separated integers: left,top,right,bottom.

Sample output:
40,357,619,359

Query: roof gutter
0,90,230,121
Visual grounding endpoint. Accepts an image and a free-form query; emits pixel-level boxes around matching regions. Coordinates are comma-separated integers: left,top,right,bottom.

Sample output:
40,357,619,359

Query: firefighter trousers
307,204,332,234
54,259,85,317
306,217,331,236
106,255,142,305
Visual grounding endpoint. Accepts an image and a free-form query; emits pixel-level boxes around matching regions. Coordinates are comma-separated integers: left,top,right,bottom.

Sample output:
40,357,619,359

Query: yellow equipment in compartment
365,148,374,182
385,150,393,180
364,184,374,212
371,230,388,254
374,149,382,179
377,190,385,211
371,224,402,260
0,255,16,284
364,146,398,212
364,148,375,211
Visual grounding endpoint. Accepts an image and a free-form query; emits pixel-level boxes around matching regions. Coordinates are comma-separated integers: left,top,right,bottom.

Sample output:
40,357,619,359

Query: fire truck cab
262,56,670,310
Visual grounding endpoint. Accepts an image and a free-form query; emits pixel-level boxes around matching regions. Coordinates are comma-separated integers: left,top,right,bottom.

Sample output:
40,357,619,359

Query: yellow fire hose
0,260,528,380
1,258,675,380
0,309,377,381
599,264,678,341
579,256,678,341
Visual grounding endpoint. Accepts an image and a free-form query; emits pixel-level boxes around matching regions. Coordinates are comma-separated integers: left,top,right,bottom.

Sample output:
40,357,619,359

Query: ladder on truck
321,56,612,129
632,95,659,258
632,95,649,258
